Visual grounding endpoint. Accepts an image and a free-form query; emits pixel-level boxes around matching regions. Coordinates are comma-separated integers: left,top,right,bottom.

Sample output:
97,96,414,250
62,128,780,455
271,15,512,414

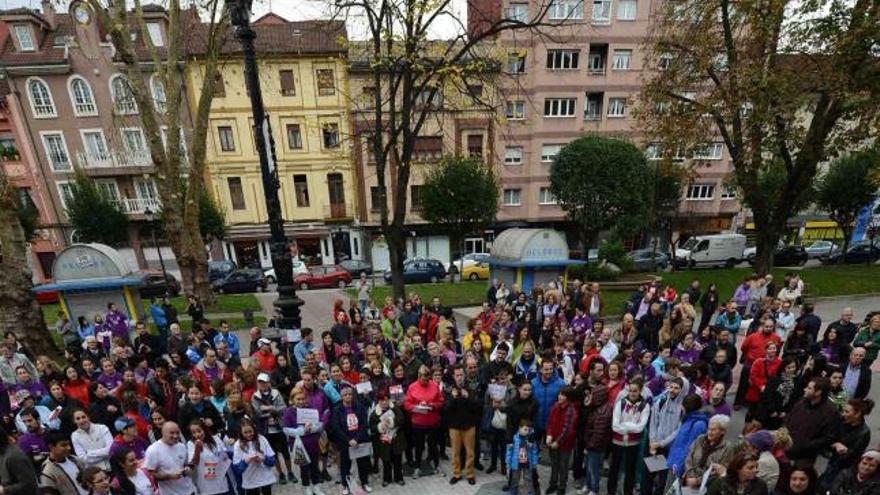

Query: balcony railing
77,149,153,169
113,197,161,214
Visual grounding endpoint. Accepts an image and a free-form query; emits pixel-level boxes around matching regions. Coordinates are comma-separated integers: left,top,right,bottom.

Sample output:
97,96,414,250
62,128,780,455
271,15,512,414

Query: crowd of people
0,271,876,495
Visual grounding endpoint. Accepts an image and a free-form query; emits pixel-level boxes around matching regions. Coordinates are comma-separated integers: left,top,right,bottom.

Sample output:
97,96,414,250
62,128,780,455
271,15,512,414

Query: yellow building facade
187,16,363,268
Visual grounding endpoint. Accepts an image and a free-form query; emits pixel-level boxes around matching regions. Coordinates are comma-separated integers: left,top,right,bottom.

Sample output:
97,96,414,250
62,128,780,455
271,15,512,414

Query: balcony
113,197,161,215
323,202,353,222
77,149,153,169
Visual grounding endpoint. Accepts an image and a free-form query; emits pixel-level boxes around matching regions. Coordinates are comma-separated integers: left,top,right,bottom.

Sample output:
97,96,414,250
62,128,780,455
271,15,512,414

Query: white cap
257,372,271,382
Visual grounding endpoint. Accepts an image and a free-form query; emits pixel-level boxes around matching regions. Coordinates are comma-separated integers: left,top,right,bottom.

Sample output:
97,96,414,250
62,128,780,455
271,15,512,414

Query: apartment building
470,0,740,241
0,0,190,273
0,77,64,281
347,49,498,270
188,14,364,269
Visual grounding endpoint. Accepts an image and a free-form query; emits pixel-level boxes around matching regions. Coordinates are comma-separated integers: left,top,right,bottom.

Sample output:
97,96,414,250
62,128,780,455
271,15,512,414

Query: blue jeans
585,449,604,494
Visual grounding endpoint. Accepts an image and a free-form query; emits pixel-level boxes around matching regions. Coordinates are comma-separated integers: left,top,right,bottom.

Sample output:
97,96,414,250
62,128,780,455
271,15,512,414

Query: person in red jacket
403,365,445,475
736,317,782,409
746,341,782,419
545,387,580,495
418,309,440,345
251,338,277,372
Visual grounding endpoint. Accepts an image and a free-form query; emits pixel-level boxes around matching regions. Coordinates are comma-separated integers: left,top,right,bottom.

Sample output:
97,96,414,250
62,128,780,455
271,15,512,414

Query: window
539,187,557,204
413,136,443,161
686,184,715,200
503,188,522,206
121,128,147,154
584,92,603,119
42,133,70,171
416,89,442,109
81,130,109,165
280,70,296,96
110,75,138,114
544,98,577,117
617,0,637,20
645,143,663,160
720,184,737,199
96,180,120,201
322,123,340,149
57,182,75,209
607,97,627,117
410,185,424,211
712,53,729,72
549,0,583,20
217,126,235,152
213,72,225,97
146,22,163,46
150,75,166,112
69,76,97,116
541,144,563,162
658,53,674,70
370,186,383,212
693,142,724,160
293,174,310,207
592,0,612,23
13,25,34,51
546,49,580,70
227,177,246,210
316,69,335,96
587,52,606,73
135,179,158,201
467,134,484,157
504,146,523,164
286,124,303,149
28,78,56,117
505,100,525,120
612,49,632,70
506,52,526,73
466,85,483,100
506,3,528,21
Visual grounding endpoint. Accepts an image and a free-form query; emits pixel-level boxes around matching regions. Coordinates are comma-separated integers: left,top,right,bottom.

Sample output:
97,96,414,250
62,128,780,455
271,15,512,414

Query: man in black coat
843,346,872,399
797,303,823,342
786,377,840,467
826,307,859,344
444,365,482,485
637,303,664,353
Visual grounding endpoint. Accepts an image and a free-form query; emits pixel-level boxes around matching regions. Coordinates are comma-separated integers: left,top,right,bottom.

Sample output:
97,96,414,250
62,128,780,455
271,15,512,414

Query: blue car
384,258,447,284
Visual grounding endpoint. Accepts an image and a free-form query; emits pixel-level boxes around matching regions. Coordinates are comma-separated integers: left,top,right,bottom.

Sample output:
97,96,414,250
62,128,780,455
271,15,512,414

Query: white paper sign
355,381,373,394
349,442,373,459
285,329,302,342
389,384,404,401
488,383,507,401
644,454,668,473
296,408,319,425
413,404,432,414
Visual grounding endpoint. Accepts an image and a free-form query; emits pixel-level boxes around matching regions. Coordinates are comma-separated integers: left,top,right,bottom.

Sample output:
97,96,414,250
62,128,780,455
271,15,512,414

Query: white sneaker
362,484,373,493
576,488,587,495
312,486,326,495
302,487,313,495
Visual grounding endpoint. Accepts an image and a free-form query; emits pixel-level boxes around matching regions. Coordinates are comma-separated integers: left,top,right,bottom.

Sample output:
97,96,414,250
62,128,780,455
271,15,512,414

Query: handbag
491,408,507,430
292,436,311,466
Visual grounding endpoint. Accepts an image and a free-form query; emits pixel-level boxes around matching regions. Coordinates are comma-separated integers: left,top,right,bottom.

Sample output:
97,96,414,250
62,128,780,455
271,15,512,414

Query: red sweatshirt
403,380,444,428
546,400,579,450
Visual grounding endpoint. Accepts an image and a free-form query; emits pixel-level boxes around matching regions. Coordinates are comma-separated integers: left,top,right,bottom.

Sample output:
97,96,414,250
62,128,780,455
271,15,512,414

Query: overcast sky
0,0,467,39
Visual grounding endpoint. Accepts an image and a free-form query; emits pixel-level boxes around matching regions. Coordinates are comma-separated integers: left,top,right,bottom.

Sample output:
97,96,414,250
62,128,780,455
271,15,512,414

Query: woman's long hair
110,447,136,495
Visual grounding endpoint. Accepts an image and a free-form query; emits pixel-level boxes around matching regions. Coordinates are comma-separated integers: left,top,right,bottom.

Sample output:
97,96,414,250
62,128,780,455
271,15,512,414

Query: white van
674,234,747,269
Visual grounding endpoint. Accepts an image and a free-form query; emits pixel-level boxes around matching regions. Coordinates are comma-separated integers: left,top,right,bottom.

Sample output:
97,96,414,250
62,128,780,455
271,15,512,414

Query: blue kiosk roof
32,276,144,293
489,259,586,268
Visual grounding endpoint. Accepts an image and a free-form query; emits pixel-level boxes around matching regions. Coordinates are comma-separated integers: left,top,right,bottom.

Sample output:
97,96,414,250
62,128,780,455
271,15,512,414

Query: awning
32,276,144,293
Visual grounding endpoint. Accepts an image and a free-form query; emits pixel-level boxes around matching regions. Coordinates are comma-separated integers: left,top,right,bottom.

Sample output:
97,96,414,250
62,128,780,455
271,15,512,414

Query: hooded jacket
531,372,565,430
583,384,612,451
667,411,709,476
505,430,539,471
648,379,690,449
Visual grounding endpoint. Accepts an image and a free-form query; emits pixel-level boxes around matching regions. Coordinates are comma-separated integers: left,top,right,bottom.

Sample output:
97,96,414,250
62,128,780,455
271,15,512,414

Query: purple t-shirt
97,372,123,390
17,432,48,461
110,436,148,460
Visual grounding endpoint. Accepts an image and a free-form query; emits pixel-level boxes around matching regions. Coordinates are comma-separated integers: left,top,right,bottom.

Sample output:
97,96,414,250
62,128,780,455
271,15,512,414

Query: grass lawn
348,264,880,319
41,293,262,327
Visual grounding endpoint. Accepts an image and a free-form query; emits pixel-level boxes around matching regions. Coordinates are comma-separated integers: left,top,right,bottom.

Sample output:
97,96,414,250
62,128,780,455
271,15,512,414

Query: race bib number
519,447,527,464
203,461,218,480
347,413,359,431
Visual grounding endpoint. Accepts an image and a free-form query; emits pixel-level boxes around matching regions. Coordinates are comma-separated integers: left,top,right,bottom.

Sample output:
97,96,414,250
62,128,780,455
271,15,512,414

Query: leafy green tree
815,149,880,262
199,190,226,244
550,136,653,247
649,163,685,266
639,0,880,274
66,171,129,246
420,156,499,281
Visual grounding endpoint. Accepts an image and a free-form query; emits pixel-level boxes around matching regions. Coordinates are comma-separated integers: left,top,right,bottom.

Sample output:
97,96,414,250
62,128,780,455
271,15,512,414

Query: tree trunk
387,227,406,300
752,221,782,275
0,172,58,358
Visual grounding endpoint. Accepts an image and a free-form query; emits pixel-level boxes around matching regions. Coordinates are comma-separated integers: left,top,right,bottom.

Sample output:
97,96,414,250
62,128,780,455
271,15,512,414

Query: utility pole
228,0,303,329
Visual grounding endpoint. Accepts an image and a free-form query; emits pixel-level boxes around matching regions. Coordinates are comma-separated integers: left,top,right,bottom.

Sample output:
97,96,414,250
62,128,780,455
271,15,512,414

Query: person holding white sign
328,386,372,495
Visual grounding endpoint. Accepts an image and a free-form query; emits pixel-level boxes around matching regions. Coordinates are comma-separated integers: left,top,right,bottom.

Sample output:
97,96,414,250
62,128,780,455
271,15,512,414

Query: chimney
41,0,56,29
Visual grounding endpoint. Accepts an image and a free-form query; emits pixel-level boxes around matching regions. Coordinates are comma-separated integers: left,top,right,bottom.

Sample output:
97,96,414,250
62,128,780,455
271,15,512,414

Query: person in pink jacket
403,365,445,476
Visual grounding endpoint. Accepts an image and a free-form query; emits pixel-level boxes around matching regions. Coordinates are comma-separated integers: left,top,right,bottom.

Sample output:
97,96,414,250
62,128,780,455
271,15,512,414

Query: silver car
805,240,839,259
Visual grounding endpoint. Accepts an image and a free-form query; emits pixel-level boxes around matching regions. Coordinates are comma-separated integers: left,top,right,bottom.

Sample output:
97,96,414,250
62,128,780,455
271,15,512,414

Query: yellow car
461,262,490,280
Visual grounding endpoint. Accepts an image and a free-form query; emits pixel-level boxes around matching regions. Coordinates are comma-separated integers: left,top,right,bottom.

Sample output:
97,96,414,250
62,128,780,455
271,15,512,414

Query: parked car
211,269,267,293
136,270,180,298
822,241,880,265
384,258,447,284
770,245,809,266
446,253,490,274
263,259,308,284
295,265,352,290
339,259,373,278
208,260,236,282
805,240,839,259
743,241,785,264
460,260,490,280
627,249,670,271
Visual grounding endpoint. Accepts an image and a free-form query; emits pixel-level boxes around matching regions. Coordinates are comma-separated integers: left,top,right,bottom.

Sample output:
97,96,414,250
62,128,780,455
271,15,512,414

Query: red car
294,265,352,290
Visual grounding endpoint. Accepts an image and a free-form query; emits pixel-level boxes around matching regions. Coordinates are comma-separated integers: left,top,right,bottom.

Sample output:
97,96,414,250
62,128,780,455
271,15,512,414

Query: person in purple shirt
282,387,330,491
17,407,49,467
96,358,123,393
672,333,701,367
104,303,131,345
94,314,114,350
570,307,592,343
705,382,732,417
625,349,657,382
110,417,148,460
13,366,48,402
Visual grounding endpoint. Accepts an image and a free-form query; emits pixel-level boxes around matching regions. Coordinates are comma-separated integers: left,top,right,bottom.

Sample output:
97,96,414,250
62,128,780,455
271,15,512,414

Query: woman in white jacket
187,420,232,495
609,380,651,495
